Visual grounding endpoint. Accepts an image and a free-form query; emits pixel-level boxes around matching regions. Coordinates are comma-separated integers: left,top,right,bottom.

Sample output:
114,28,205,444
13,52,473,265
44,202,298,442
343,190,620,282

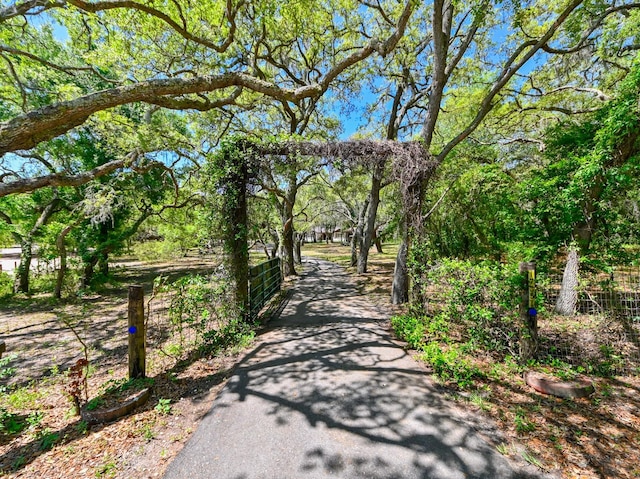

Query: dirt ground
0,253,250,479
1,244,639,479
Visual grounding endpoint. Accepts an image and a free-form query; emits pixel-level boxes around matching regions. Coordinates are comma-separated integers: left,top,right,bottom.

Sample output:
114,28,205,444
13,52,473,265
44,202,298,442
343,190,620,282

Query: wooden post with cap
128,285,146,378
519,262,538,361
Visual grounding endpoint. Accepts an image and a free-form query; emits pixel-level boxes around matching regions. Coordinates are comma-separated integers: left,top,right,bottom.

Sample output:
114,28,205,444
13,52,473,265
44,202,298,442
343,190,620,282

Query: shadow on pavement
164,259,550,479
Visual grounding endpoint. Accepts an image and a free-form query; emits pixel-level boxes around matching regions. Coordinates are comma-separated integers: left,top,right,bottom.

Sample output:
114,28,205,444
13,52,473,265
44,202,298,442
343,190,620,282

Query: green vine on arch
206,136,258,319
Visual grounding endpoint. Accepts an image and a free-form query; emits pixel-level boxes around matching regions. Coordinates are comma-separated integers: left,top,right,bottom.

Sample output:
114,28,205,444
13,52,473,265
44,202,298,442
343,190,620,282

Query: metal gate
249,258,282,319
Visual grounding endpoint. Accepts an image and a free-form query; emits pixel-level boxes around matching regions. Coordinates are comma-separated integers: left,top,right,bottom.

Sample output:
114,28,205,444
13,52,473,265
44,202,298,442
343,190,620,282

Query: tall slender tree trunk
54,223,75,299
391,171,425,304
391,0,451,304
293,232,302,264
350,229,358,267
391,222,409,304
281,209,296,276
358,161,384,274
14,240,32,293
351,198,369,267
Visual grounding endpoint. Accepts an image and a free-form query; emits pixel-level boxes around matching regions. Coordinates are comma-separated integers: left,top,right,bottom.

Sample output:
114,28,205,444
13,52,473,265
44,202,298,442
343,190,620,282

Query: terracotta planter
525,371,594,399
81,388,151,425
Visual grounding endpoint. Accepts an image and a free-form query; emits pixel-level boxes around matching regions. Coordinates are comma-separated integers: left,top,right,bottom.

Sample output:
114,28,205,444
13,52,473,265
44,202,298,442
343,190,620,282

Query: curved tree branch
0,44,121,84
542,3,640,54
0,0,64,22
67,0,240,54
0,0,413,156
0,149,173,197
437,0,584,162
146,87,244,111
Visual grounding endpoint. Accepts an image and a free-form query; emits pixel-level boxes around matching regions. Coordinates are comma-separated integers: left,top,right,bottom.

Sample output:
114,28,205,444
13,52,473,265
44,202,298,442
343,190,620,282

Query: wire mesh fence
145,259,281,373
539,267,640,376
144,271,242,372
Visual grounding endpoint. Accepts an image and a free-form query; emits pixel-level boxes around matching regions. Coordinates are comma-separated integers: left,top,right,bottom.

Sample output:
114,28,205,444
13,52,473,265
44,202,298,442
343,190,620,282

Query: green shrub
201,318,256,355
0,271,13,297
390,314,426,349
420,342,484,388
154,273,241,353
422,259,522,357
0,408,26,434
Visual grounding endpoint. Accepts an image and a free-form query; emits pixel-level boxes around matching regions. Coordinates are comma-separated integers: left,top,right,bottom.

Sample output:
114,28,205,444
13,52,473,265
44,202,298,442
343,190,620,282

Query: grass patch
301,241,399,269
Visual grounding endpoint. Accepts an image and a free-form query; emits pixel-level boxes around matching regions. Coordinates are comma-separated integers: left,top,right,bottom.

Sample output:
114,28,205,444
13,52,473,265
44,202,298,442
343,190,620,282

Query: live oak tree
381,0,640,304
256,150,325,276
0,1,414,297
0,0,413,186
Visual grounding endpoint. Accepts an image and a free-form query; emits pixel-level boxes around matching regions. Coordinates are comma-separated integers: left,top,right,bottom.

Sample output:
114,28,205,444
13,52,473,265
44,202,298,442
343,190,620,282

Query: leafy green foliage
390,314,426,349
0,408,26,435
153,272,255,357
392,259,530,388
154,398,172,415
0,354,17,382
0,272,12,298
100,377,155,396
525,63,640,259
421,258,522,355
514,408,536,434
37,429,59,451
420,342,484,389
201,319,256,356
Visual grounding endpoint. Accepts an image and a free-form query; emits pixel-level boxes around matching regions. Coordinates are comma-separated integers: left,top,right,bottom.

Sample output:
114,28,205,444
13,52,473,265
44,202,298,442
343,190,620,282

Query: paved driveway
163,258,551,479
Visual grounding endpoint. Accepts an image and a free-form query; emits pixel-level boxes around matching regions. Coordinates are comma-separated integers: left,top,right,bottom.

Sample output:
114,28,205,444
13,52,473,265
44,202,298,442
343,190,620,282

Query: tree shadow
165,259,547,479
0,345,239,474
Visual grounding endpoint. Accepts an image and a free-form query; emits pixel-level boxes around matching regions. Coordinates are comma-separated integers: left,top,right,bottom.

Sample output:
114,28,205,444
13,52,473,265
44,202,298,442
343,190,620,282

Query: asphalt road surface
163,258,552,479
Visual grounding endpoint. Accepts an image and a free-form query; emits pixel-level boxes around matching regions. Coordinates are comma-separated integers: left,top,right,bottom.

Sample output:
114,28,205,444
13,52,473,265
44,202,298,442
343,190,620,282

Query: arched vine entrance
211,137,434,317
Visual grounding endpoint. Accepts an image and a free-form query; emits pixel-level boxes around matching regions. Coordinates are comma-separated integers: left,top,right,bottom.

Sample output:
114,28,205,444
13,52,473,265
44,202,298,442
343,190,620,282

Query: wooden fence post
519,262,538,361
128,285,145,379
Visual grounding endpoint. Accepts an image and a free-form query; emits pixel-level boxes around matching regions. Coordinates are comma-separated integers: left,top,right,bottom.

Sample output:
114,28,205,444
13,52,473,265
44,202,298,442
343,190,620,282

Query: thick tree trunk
391,170,425,304
14,240,32,293
555,247,579,316
358,161,384,274
391,229,409,304
223,162,249,316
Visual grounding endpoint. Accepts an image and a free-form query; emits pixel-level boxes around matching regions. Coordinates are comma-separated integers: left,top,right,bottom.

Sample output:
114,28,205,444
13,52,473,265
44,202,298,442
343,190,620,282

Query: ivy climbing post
216,140,251,318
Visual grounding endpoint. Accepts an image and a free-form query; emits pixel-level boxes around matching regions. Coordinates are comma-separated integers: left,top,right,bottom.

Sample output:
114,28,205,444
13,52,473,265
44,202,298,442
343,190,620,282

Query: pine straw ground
0,244,639,479
0,254,257,479
305,242,640,479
